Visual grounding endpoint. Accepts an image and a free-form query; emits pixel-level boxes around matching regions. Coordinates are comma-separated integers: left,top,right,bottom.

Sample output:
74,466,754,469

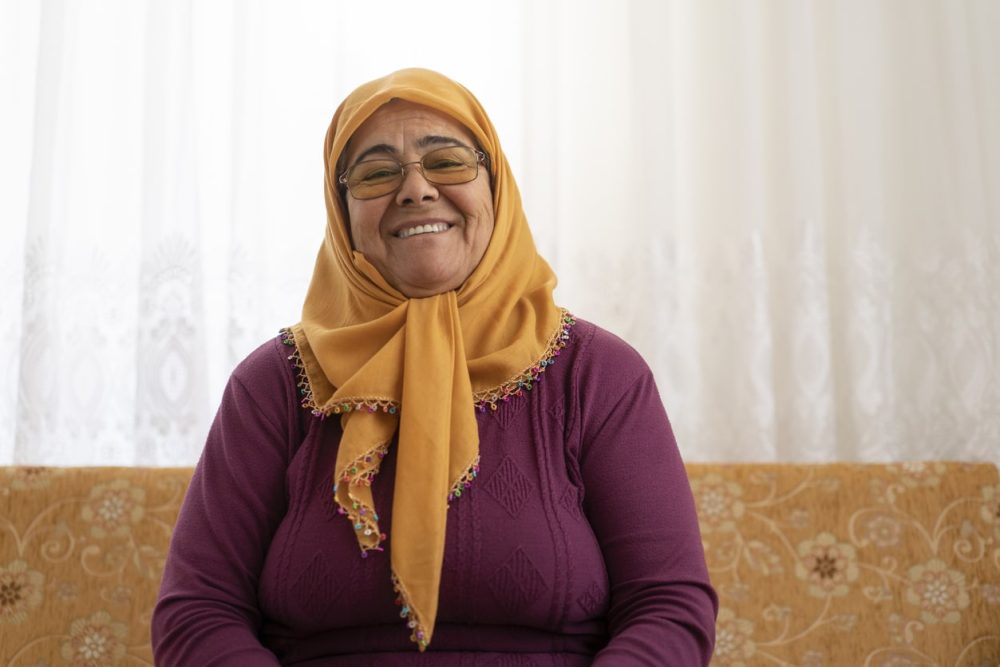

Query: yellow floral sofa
1,462,998,666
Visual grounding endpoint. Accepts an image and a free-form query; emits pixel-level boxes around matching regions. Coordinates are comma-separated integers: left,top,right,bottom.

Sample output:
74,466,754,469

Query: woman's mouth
395,222,452,239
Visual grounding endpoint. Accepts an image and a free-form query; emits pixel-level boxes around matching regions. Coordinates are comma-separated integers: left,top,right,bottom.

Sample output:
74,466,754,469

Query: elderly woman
152,68,717,665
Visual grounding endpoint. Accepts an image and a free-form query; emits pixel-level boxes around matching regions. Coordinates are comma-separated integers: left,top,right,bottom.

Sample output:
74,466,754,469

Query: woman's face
341,100,495,298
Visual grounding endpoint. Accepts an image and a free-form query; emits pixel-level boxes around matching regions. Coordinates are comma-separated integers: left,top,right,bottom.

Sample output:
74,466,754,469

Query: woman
152,68,717,665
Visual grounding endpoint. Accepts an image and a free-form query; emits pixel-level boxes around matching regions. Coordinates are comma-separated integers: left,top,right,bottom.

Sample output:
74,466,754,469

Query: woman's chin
392,268,467,298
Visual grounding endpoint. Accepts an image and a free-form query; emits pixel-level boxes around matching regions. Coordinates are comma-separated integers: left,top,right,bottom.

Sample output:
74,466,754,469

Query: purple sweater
152,319,717,665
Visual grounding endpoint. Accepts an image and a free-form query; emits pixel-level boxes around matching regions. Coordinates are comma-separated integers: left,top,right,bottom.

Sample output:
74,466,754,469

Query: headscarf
286,68,568,650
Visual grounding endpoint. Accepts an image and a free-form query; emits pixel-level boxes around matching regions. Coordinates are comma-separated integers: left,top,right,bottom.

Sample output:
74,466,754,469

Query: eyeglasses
338,145,487,200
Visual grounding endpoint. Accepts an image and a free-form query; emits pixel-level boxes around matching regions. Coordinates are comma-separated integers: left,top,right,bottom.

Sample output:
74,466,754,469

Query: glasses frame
338,146,487,200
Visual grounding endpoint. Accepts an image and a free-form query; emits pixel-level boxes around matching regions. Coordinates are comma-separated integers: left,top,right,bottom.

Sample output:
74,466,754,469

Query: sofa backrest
689,462,1000,665
1,467,191,665
2,462,998,665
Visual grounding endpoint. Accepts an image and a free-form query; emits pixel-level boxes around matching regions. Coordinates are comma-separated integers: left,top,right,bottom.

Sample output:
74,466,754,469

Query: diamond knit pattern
291,551,345,615
489,547,548,616
548,396,565,423
559,485,582,519
484,456,532,517
577,580,604,615
489,392,528,429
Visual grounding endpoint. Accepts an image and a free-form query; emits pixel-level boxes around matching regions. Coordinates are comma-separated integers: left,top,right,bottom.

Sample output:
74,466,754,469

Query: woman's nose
395,165,439,206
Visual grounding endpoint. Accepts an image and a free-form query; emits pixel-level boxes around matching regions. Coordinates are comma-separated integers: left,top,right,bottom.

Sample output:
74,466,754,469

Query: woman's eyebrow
417,135,469,149
353,143,397,163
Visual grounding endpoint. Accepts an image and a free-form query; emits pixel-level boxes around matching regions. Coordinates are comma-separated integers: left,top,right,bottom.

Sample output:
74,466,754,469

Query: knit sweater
152,318,717,665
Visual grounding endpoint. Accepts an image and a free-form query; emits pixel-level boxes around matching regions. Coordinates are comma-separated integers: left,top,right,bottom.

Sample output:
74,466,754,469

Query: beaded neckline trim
472,310,575,412
281,328,400,419
279,309,576,419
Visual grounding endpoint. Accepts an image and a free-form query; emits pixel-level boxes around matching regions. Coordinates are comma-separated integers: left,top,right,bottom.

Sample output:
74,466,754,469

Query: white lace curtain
2,1,998,466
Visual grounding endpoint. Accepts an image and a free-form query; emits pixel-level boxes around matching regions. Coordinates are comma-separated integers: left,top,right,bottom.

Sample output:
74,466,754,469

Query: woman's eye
426,159,463,170
359,168,398,182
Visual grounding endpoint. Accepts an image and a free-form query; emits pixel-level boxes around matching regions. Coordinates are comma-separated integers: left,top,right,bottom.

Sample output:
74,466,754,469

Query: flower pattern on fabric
795,533,859,598
979,584,1000,606
4,466,62,491
60,611,128,666
81,480,146,538
691,474,745,533
889,462,947,488
903,559,969,625
712,608,756,666
981,583,1000,605
106,585,132,604
695,463,1000,663
53,580,80,602
863,514,902,549
0,560,44,625
980,483,1000,537
2,468,190,664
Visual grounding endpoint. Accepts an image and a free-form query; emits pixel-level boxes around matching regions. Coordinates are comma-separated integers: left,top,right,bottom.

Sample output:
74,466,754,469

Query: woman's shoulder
228,332,299,397
567,316,653,386
220,332,313,443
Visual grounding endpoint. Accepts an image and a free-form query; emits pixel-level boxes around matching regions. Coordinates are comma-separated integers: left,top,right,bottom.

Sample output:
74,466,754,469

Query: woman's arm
152,340,298,666
576,333,717,666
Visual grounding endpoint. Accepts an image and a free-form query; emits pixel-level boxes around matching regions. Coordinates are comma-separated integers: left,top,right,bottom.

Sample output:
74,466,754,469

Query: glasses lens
346,160,402,199
421,146,479,185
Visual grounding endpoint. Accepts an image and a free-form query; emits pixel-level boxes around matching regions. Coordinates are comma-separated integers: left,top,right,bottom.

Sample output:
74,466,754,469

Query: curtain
2,0,998,466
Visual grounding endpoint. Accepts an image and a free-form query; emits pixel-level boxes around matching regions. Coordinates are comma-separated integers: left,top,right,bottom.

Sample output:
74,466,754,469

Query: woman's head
338,99,495,297
321,68,517,301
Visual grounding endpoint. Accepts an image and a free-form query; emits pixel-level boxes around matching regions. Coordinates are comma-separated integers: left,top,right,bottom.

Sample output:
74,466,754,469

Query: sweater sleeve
152,339,297,666
576,333,717,666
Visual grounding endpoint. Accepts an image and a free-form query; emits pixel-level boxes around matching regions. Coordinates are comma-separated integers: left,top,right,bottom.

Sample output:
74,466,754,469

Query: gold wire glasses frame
338,145,487,200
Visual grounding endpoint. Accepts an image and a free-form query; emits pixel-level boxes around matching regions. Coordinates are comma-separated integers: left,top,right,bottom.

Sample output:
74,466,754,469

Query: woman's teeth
397,223,450,239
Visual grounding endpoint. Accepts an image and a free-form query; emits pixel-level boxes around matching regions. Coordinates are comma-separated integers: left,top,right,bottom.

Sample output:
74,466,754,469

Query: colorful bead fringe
472,310,576,412
281,309,576,419
449,457,480,503
337,443,390,489
280,328,323,416
280,328,399,419
392,572,430,651
333,442,391,557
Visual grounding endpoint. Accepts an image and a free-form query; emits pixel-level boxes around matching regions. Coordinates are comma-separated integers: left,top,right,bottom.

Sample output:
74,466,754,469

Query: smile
395,223,452,239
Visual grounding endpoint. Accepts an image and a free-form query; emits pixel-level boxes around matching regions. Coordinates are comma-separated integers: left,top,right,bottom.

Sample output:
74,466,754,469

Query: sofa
2,462,998,665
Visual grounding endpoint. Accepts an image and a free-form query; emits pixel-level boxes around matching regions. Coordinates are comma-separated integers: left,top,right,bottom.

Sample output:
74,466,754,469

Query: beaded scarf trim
392,571,430,651
331,441,390,557
279,309,575,418
280,328,400,419
449,456,480,503
472,310,576,412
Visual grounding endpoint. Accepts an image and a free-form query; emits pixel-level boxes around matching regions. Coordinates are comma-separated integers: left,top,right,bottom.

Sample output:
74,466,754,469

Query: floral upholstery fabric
1,463,998,666
688,462,1000,666
0,467,191,666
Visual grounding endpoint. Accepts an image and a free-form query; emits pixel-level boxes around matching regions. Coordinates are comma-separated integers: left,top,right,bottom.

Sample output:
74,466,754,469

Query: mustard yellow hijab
286,68,569,650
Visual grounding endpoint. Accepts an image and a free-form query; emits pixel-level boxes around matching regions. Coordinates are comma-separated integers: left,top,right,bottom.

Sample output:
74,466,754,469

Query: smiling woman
151,68,717,666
